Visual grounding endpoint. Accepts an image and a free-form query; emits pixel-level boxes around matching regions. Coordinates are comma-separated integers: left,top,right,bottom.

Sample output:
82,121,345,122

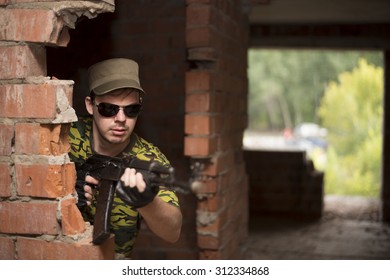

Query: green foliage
248,49,383,131
248,49,384,197
318,59,383,197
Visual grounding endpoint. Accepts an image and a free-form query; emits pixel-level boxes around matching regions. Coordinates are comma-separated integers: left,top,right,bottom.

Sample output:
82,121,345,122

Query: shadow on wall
244,150,324,221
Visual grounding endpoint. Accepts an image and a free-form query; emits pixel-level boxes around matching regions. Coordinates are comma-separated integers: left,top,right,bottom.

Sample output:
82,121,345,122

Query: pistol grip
92,180,117,244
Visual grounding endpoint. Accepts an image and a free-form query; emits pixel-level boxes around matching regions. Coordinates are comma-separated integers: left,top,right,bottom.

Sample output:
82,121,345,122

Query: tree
317,59,383,196
248,49,383,131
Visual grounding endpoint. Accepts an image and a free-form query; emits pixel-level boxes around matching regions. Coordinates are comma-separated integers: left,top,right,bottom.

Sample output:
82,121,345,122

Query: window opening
245,49,384,204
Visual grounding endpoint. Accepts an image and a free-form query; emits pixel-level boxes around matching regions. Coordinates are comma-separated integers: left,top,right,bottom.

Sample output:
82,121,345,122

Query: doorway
245,48,384,219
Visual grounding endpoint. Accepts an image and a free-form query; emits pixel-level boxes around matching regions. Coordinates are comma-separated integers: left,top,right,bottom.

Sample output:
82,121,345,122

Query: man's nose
115,107,126,121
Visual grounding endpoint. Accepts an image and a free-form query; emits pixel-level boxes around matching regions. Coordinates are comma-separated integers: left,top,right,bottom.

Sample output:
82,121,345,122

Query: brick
199,249,220,260
198,208,229,236
0,237,15,260
0,82,74,121
185,114,214,135
63,162,76,195
185,71,212,93
0,124,14,156
60,197,86,236
185,92,212,113
16,162,75,198
15,123,71,155
197,234,219,250
186,5,211,27
188,47,217,62
14,123,40,155
197,214,222,236
186,27,211,47
0,163,12,197
0,44,46,79
0,84,55,118
197,195,221,212
184,135,217,156
17,236,115,260
0,9,69,46
0,202,58,235
193,177,218,194
202,152,234,176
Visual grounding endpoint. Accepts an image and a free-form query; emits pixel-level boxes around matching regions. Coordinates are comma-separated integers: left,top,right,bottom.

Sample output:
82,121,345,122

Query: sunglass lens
124,104,142,118
97,103,119,117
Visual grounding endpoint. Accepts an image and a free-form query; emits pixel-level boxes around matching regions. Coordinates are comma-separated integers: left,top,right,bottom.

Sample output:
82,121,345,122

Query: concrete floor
242,195,390,260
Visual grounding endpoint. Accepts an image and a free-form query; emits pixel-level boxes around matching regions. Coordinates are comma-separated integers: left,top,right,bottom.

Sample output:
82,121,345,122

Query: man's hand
116,167,159,208
84,175,99,205
120,168,146,192
77,167,159,209
75,169,98,209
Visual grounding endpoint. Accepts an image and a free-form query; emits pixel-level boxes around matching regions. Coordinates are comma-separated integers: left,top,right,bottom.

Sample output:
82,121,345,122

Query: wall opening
46,5,199,259
245,48,384,221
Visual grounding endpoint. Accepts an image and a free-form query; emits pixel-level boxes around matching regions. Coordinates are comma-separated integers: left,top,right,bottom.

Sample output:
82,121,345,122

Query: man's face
85,88,141,155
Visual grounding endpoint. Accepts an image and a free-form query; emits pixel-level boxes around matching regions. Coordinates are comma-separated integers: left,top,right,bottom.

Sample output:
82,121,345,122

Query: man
68,58,182,258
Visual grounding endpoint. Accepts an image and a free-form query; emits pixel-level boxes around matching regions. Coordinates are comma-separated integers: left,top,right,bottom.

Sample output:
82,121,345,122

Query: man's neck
92,132,131,157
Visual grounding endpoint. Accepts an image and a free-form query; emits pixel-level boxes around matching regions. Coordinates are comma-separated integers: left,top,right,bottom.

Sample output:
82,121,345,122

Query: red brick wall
1,0,249,260
185,0,250,259
0,0,115,260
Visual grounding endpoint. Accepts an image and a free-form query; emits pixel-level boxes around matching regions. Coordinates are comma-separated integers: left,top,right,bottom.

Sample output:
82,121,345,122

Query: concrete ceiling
249,0,390,24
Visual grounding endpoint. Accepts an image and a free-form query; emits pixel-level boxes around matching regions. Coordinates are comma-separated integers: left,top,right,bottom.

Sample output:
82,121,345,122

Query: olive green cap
88,58,145,95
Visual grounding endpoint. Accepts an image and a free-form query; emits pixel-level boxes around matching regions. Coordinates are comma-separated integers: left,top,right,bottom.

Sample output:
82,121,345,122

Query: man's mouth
111,128,127,136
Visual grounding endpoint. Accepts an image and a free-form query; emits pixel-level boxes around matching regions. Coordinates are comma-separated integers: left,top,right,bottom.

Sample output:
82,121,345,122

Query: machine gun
78,154,197,244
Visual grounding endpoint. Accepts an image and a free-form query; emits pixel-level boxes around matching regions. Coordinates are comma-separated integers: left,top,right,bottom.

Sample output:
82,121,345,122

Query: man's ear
85,96,94,115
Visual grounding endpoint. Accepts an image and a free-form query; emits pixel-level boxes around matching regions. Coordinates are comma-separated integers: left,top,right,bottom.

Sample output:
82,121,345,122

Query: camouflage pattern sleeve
124,135,180,209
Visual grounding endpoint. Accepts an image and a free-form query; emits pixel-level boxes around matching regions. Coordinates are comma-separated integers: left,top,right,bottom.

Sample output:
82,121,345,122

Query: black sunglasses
93,101,142,118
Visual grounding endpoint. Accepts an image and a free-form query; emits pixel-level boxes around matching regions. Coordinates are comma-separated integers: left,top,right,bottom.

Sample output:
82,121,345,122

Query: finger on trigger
135,172,146,192
121,168,137,187
120,168,131,186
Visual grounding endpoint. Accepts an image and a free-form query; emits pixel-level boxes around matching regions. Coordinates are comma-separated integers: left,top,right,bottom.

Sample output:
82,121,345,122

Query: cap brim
92,79,145,95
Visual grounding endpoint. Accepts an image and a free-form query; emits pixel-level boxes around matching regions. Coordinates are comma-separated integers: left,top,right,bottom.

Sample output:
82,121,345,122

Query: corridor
243,195,390,259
